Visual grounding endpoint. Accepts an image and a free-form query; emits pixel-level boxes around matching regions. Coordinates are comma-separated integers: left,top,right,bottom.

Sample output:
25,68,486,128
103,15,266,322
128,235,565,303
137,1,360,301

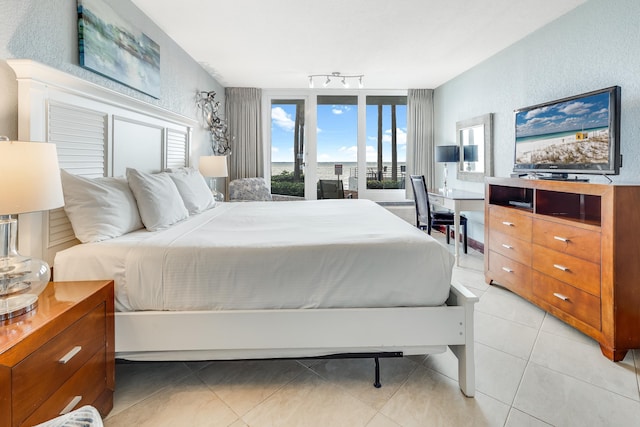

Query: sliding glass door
266,91,407,201
270,99,307,198
316,95,358,199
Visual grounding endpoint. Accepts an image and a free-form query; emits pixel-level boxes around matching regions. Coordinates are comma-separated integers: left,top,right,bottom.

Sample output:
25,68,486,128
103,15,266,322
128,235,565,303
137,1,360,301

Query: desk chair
410,174,467,253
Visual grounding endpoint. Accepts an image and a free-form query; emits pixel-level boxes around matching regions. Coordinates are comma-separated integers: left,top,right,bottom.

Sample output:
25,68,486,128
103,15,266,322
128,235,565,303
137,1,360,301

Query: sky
271,102,407,163
515,91,610,139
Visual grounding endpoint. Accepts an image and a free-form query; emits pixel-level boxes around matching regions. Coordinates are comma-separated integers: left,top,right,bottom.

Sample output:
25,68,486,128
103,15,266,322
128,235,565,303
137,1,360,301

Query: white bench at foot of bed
114,282,478,397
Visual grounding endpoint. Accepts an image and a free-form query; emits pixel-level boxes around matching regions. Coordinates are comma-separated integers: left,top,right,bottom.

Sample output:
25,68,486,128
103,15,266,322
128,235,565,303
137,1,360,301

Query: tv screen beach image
515,91,611,165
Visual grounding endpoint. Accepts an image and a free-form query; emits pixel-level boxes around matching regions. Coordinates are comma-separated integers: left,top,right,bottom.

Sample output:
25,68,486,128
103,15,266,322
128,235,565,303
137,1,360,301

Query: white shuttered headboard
8,60,196,265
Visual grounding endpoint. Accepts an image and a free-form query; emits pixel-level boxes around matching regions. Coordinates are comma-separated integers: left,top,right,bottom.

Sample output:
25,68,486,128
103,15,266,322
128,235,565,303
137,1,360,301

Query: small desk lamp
0,138,64,320
435,145,460,193
199,155,228,201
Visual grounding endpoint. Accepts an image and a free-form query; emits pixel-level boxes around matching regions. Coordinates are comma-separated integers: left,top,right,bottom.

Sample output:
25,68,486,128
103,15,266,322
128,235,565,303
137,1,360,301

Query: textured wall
434,0,640,241
0,0,224,159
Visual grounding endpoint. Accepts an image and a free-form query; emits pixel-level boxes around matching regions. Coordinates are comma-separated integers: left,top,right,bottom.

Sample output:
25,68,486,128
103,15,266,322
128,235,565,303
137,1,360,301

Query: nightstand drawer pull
501,244,513,249
554,236,570,242
553,264,570,272
553,292,570,301
502,267,514,273
60,395,82,415
501,221,515,227
59,346,82,364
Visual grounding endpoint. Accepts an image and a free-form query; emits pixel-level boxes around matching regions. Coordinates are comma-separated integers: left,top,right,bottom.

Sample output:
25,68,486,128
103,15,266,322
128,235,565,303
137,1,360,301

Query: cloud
558,101,593,116
524,106,552,119
271,107,295,131
382,128,407,145
331,105,351,115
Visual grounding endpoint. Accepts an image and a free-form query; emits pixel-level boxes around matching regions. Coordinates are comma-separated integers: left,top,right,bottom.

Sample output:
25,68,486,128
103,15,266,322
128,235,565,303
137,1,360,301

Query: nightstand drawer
532,245,600,297
20,348,106,427
532,219,600,263
12,303,105,423
533,271,601,330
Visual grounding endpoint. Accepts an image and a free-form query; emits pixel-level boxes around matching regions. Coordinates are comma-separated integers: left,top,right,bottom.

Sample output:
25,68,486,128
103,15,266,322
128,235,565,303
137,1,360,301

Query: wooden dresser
0,280,114,427
485,177,640,361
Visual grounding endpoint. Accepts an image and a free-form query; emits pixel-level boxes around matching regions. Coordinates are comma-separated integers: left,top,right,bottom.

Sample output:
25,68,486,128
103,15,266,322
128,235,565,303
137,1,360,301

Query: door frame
263,89,408,201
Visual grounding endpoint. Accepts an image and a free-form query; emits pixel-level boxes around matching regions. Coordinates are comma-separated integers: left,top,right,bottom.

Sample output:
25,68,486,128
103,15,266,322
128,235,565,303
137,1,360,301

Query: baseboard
434,226,484,254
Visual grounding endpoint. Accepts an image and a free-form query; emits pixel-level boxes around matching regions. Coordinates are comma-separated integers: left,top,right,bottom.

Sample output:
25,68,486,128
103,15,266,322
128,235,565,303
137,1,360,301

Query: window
365,96,407,190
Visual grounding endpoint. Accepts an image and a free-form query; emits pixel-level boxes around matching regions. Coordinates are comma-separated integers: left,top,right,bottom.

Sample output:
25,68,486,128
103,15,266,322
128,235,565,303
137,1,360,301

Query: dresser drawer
20,348,106,427
532,219,600,263
489,230,532,266
532,245,600,297
489,206,532,241
533,271,601,330
13,304,105,423
488,250,532,296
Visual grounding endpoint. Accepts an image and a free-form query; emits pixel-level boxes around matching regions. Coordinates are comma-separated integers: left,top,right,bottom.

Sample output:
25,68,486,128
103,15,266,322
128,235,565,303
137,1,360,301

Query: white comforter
54,199,454,311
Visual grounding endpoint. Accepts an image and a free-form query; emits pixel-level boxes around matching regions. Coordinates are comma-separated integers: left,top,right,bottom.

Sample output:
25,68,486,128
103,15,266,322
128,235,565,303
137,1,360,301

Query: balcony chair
409,174,467,253
318,179,345,199
229,177,273,201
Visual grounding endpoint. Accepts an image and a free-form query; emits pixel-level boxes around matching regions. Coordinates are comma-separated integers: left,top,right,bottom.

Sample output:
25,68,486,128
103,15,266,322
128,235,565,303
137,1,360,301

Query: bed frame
10,59,478,397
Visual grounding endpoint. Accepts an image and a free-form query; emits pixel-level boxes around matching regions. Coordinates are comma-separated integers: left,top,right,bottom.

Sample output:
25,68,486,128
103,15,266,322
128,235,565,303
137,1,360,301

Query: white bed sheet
54,199,454,312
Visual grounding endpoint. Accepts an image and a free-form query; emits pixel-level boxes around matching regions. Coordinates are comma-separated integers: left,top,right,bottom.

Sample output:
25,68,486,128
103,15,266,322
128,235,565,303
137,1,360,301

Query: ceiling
131,0,586,89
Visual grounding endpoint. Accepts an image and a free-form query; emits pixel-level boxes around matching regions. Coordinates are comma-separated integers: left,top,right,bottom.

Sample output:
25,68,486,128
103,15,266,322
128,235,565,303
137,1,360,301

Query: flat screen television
513,86,621,177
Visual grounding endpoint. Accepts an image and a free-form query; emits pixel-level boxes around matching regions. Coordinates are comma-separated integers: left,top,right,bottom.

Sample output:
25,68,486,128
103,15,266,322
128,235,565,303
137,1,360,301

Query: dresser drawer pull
553,292,570,301
501,267,514,273
553,264,570,272
59,346,82,364
59,395,82,415
554,236,570,242
501,244,513,249
501,221,515,227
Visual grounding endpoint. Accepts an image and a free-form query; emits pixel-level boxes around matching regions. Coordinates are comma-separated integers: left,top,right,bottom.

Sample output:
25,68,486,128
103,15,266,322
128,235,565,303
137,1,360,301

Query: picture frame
77,0,160,98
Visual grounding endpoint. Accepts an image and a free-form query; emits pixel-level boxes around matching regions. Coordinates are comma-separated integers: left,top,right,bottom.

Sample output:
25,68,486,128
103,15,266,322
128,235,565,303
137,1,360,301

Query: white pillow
60,170,144,243
126,168,189,231
167,167,215,214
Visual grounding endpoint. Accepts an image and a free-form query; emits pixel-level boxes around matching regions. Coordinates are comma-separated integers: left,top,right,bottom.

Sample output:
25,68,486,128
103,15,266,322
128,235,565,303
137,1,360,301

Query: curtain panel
225,87,263,180
406,89,435,197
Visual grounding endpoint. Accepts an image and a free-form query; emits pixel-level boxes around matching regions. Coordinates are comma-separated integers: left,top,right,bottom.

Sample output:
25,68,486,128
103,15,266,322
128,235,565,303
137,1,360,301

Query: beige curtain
406,89,435,197
225,87,263,180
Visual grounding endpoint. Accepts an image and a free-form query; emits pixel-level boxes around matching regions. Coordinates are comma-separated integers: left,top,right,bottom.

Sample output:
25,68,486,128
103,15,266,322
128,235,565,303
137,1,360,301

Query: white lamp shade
0,140,64,215
199,155,228,178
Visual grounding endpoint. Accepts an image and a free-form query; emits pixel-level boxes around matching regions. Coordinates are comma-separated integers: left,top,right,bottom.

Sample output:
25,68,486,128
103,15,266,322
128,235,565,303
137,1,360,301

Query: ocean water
271,162,405,190
516,126,608,143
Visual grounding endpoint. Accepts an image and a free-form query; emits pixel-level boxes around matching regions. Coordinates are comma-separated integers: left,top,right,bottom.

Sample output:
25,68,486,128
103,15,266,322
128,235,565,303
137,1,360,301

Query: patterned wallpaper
0,0,224,158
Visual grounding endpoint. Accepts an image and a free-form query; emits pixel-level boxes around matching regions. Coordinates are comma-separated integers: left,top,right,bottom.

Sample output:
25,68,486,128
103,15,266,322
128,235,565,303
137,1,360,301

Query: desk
428,189,485,265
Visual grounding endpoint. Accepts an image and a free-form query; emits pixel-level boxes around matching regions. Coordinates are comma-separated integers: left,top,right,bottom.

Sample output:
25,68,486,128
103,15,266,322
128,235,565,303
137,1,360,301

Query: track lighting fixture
308,72,365,89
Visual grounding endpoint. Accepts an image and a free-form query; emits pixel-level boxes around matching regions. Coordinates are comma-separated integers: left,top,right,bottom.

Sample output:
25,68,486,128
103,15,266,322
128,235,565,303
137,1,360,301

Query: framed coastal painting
77,0,160,98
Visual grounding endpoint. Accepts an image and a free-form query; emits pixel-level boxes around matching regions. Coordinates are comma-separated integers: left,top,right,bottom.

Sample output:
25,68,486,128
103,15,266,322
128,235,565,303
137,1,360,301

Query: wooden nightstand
0,280,115,427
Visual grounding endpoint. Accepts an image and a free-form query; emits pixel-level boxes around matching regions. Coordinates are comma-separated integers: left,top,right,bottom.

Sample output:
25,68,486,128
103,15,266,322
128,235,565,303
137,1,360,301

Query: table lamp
199,155,228,201
0,138,64,320
435,145,460,193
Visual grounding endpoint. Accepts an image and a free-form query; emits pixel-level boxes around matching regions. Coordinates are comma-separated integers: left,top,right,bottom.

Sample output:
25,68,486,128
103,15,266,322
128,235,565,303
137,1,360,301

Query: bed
11,59,478,397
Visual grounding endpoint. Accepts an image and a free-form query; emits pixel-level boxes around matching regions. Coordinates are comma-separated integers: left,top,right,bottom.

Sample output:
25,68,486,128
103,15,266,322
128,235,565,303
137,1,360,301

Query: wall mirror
456,113,493,182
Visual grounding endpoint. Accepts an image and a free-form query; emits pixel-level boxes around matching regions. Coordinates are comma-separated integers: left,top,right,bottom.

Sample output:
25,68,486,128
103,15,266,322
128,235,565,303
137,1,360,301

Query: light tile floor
104,230,640,427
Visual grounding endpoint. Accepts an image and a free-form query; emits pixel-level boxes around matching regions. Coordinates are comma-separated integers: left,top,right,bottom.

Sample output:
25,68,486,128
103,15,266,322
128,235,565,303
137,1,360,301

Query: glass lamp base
1,216,50,321
0,293,38,321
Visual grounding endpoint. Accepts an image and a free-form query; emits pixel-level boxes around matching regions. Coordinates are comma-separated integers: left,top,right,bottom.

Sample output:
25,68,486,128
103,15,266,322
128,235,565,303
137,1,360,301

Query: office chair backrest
409,175,432,226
